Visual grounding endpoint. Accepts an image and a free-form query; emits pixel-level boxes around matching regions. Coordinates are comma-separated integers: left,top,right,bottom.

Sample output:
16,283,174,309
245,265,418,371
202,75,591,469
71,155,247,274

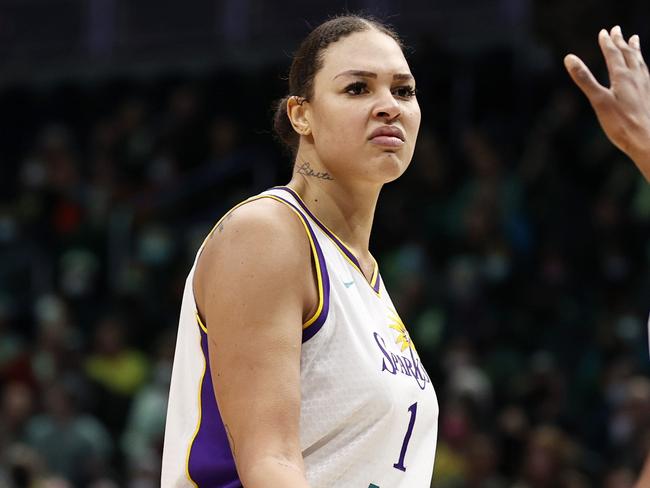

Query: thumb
564,54,609,103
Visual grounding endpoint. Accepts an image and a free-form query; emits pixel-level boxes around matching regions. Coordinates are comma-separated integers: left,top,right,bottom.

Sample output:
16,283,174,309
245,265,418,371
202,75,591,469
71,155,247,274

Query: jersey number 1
393,402,417,472
368,402,419,487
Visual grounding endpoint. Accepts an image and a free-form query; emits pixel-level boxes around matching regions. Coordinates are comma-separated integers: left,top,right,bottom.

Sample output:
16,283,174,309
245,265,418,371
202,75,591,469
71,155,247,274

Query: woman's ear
287,96,312,136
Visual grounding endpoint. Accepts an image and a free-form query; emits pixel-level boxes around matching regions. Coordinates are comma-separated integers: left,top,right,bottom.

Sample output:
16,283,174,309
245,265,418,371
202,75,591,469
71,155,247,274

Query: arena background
0,1,649,487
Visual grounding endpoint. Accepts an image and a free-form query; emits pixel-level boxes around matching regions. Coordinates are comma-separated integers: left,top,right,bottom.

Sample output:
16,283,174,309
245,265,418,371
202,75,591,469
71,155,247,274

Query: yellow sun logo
388,309,414,352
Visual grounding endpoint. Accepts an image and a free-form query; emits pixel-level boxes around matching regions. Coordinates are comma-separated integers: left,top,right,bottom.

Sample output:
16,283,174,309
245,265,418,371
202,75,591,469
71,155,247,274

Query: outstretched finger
630,35,649,73
564,54,609,104
611,26,639,69
599,28,627,76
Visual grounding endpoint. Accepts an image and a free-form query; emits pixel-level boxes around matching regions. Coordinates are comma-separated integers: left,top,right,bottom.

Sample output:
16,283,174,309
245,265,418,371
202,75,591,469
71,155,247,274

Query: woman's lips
369,135,405,147
368,126,405,148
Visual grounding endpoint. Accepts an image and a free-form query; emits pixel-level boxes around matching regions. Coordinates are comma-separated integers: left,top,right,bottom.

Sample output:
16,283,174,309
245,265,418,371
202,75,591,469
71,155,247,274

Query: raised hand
564,26,650,182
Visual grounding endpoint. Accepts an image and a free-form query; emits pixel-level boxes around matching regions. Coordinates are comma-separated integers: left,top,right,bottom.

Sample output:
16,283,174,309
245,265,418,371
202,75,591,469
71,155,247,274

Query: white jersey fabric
162,186,438,488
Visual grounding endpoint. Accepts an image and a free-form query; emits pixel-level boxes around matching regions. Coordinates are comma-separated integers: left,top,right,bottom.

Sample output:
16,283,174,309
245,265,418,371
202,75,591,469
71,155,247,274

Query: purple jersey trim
274,186,362,269
187,328,243,488
369,260,382,294
274,186,381,296
372,273,382,294
265,193,330,343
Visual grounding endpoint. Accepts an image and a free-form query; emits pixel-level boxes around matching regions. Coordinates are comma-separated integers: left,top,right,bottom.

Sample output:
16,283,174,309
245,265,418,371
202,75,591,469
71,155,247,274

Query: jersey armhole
194,194,330,343
259,194,330,342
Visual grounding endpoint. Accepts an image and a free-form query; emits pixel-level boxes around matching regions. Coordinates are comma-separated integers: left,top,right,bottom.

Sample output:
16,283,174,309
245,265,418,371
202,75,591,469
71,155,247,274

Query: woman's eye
394,86,417,98
345,82,368,95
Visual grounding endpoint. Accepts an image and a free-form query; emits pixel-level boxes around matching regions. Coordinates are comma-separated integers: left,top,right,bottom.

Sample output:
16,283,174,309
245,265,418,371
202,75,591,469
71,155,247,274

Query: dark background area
0,1,649,487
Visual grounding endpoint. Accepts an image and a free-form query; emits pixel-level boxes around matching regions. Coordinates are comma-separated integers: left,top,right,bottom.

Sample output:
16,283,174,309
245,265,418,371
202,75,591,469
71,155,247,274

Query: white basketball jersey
162,186,439,488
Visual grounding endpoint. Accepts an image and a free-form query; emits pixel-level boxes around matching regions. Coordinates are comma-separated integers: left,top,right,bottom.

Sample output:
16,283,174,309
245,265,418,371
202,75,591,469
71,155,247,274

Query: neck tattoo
296,162,334,181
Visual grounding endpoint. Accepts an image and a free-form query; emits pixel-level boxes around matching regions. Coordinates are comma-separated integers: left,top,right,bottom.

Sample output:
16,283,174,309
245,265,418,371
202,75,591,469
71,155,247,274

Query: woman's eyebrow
333,70,414,81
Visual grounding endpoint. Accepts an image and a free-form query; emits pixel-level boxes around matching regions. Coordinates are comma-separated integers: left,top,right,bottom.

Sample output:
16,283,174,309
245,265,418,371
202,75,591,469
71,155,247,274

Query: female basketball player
162,16,436,488
161,15,650,488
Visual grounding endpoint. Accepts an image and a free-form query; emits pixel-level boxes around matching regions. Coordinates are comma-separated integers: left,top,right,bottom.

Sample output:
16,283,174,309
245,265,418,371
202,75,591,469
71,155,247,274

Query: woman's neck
285,161,381,268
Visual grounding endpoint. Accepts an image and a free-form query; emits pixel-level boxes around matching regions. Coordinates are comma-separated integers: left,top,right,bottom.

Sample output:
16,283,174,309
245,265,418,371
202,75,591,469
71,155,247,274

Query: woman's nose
373,90,401,121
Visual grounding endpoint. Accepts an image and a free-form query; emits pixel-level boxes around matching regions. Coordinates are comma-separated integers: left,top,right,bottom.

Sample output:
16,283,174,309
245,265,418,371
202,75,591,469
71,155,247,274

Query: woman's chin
321,150,411,185
371,151,410,183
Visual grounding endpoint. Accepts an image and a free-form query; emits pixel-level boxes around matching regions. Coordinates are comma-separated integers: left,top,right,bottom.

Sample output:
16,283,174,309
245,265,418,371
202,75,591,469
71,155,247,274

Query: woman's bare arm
194,198,318,488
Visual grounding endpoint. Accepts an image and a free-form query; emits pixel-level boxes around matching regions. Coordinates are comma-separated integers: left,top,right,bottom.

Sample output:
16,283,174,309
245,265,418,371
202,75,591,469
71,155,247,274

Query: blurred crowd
0,24,650,488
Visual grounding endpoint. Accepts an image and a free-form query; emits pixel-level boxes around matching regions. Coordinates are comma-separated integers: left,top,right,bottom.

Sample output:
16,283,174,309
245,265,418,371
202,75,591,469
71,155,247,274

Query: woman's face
305,29,421,185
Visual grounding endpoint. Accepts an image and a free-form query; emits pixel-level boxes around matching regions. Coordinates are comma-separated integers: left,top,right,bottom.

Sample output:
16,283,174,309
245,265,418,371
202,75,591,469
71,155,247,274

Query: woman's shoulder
195,195,313,289
193,194,318,330
209,196,308,251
